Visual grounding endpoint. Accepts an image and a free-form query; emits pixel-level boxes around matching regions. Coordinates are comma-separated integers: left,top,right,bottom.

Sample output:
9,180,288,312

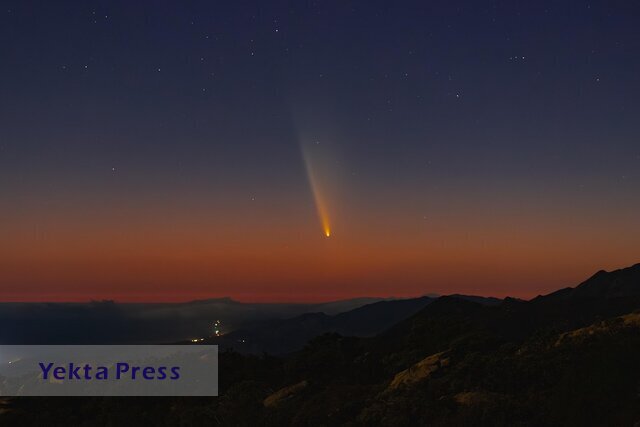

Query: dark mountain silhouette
563,263,640,298
204,294,504,354
447,294,504,305
536,263,640,301
204,296,435,354
2,263,640,426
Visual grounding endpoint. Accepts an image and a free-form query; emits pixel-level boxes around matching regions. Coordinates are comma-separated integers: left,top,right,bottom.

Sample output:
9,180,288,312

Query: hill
2,264,640,426
204,296,434,354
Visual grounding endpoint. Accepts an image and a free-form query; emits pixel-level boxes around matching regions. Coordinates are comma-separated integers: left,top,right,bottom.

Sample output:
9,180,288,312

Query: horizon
2,261,637,304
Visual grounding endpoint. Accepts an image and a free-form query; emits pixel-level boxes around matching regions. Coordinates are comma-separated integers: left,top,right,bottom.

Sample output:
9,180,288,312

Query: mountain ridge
3,263,640,426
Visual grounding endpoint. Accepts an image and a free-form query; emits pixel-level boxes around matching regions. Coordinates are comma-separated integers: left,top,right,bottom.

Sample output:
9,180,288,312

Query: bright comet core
301,142,332,238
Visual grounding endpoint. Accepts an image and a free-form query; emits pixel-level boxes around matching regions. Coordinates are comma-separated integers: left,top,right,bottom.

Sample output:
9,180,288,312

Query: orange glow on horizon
1,164,639,302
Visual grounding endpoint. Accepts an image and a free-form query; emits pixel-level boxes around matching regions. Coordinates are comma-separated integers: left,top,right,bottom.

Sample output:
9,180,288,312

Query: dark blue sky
1,1,639,301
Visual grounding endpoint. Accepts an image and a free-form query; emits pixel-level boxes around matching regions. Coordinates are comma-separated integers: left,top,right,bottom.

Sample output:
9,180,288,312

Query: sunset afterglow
0,2,638,303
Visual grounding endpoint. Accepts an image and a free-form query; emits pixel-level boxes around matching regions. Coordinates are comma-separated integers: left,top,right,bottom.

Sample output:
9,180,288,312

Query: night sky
1,1,639,302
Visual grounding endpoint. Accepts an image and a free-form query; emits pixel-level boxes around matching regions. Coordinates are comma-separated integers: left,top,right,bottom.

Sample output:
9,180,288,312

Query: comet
302,143,332,238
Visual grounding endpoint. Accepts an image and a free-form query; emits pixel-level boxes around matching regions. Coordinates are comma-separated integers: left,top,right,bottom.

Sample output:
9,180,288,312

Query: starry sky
1,1,639,302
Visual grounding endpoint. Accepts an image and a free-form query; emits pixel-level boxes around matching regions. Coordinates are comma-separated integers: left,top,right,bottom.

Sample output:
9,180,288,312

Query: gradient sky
1,1,639,302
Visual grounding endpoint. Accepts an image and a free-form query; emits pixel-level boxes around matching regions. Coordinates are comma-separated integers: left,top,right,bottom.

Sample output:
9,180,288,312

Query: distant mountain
205,296,434,354
186,296,395,315
0,297,387,345
3,264,640,426
447,294,504,305
311,297,398,315
204,293,505,355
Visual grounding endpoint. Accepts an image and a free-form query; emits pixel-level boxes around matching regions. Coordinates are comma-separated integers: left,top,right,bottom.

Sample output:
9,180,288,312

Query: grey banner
0,345,218,396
